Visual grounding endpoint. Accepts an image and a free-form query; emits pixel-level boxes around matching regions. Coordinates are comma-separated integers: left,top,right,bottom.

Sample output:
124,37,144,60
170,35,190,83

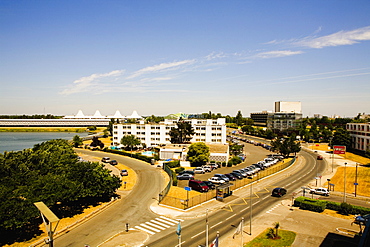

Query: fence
158,164,173,202
160,157,296,210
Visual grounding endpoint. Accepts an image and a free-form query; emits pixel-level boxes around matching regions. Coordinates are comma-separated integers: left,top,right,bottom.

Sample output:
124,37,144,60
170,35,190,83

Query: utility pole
344,162,347,203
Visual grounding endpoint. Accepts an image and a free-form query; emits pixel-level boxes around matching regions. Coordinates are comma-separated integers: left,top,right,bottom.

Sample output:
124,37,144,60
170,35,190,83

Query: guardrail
158,164,173,202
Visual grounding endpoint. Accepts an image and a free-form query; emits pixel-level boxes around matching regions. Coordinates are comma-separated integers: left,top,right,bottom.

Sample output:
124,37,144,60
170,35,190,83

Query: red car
317,155,323,160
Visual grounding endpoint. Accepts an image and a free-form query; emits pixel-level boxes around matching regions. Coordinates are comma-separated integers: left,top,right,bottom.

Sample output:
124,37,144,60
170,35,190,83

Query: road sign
354,183,359,185
333,145,346,154
184,186,191,191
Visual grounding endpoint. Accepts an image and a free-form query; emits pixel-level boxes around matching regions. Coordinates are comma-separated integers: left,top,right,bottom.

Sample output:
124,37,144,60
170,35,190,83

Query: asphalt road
52,150,165,247
145,149,323,247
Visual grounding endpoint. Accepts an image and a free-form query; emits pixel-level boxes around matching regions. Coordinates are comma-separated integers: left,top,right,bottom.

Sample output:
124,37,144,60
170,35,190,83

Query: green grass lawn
244,229,296,247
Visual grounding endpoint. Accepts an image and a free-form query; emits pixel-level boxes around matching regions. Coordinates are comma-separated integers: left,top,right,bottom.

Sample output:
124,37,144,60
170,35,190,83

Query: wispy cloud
254,50,304,59
295,26,370,48
60,70,124,95
126,59,195,79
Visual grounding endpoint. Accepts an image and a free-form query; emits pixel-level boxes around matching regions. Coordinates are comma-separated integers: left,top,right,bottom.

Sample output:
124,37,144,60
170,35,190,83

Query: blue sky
1,1,369,118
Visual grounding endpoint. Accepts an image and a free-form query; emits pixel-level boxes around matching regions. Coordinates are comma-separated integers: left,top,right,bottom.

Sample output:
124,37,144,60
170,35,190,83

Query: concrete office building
346,122,370,152
112,118,227,148
250,101,302,131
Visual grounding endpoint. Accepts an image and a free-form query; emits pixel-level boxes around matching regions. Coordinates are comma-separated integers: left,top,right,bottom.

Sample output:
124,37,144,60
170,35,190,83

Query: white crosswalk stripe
131,216,183,236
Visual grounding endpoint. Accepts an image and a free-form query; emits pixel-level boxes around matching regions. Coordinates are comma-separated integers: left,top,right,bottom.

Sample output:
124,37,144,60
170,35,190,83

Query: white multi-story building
112,118,227,148
346,122,370,152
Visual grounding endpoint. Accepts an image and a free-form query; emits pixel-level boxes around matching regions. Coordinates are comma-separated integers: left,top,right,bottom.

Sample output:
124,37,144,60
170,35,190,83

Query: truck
309,187,330,196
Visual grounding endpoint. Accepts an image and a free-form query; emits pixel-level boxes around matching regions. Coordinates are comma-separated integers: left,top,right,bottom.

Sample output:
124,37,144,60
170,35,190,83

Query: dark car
230,172,243,180
317,155,323,160
272,187,287,197
109,160,118,166
179,170,195,175
203,181,216,190
224,173,237,181
177,173,194,180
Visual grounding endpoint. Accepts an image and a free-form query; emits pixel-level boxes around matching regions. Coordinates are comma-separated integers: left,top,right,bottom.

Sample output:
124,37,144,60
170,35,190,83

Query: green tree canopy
0,139,120,243
332,127,351,148
120,134,141,151
169,120,195,144
72,135,83,148
187,142,210,167
270,135,301,157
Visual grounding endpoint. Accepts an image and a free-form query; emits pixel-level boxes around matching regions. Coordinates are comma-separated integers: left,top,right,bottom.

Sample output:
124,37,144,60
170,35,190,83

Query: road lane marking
191,230,205,238
145,221,166,230
135,226,155,235
140,223,161,232
151,219,172,228
225,214,236,221
156,217,176,225
210,221,223,229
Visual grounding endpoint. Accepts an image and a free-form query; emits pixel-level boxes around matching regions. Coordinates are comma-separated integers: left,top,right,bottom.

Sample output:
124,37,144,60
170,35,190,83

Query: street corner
99,230,149,247
150,202,185,218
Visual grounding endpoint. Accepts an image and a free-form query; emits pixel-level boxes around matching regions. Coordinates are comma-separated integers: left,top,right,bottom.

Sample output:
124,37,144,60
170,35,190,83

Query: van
188,180,209,192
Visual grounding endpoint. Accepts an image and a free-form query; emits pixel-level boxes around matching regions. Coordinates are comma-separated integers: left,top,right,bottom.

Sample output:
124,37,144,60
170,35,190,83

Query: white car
208,177,226,184
194,167,205,174
310,187,330,196
202,165,212,172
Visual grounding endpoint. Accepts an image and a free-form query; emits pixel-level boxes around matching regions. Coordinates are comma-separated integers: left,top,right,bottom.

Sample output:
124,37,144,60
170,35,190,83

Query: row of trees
0,139,121,244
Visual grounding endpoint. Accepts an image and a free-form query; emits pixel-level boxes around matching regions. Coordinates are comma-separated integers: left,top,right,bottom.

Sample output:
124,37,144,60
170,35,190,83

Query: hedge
103,148,154,163
294,196,370,215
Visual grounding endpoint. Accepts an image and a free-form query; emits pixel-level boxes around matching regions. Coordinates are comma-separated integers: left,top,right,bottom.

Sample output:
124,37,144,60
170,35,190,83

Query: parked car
194,167,205,174
272,187,287,197
210,164,218,170
208,177,226,184
310,187,329,196
177,173,194,180
214,174,230,182
224,173,237,181
179,170,195,175
202,165,212,172
233,170,248,178
109,160,118,166
230,172,243,180
203,181,216,190
120,169,128,176
101,157,111,163
188,180,209,192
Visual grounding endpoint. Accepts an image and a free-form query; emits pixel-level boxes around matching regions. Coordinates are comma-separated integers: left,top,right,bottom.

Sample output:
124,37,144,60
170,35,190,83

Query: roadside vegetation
245,227,296,247
0,139,121,246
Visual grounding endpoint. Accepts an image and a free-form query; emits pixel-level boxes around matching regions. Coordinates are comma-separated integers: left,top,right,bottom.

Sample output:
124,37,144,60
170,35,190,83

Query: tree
72,135,83,148
187,142,210,167
270,135,301,157
235,110,244,126
332,127,351,148
169,120,195,144
120,134,141,151
90,136,104,149
0,139,121,243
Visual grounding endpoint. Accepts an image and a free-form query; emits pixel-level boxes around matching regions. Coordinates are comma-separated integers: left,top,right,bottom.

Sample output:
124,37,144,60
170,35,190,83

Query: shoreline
0,127,105,132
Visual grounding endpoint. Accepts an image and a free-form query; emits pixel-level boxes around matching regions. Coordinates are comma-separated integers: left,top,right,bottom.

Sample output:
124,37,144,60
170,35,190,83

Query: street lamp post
344,162,347,203
248,177,253,235
355,163,358,197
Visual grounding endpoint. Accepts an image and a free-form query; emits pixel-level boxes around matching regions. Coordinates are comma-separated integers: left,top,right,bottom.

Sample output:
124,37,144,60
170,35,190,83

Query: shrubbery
294,196,370,215
104,148,153,163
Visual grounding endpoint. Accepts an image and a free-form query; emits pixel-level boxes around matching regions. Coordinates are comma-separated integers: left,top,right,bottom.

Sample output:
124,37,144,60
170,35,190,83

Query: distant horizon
0,110,361,119
1,1,369,117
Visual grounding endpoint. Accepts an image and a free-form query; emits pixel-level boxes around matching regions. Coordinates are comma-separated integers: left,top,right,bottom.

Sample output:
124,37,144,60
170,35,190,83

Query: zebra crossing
129,216,184,235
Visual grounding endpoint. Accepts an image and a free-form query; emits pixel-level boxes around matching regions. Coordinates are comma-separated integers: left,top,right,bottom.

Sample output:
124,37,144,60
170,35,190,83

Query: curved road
146,149,325,246
53,150,165,247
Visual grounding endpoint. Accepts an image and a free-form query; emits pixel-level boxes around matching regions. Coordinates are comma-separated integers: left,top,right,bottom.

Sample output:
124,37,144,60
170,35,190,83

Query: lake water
0,132,91,153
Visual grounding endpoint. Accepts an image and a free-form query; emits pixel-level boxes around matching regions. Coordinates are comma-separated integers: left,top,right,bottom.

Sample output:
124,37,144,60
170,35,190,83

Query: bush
172,172,178,186
340,202,353,215
300,200,326,212
165,160,180,168
352,205,370,215
325,201,341,211
175,167,185,174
